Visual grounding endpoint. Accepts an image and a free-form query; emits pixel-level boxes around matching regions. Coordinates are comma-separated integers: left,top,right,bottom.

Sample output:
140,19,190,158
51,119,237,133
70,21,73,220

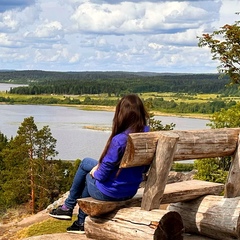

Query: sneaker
67,221,85,234
49,205,73,220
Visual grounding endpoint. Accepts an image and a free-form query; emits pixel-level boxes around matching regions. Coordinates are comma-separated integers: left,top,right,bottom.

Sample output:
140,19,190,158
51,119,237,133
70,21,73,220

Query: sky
0,0,239,73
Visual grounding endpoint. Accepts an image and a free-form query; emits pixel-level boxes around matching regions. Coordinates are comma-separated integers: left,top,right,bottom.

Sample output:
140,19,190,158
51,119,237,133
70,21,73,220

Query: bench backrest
119,128,240,210
120,128,240,168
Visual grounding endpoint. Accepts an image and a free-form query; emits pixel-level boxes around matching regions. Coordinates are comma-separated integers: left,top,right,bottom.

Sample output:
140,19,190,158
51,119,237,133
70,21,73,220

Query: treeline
9,75,231,95
0,94,237,115
1,70,234,95
145,97,237,114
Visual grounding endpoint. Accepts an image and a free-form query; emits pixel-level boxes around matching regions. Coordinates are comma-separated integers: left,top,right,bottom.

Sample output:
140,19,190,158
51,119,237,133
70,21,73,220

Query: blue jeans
64,157,130,225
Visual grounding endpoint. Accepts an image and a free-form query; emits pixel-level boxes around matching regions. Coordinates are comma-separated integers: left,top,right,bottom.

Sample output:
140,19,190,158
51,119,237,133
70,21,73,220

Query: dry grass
14,216,77,239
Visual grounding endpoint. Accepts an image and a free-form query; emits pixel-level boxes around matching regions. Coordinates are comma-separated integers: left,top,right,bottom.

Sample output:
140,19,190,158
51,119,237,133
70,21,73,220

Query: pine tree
1,116,58,213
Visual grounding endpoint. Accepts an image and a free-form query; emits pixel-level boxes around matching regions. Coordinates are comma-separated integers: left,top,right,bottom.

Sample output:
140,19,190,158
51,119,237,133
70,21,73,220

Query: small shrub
171,162,194,172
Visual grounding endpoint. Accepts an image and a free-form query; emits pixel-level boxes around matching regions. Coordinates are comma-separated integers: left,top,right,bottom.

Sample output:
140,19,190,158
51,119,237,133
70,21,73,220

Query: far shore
0,102,211,120
64,104,211,120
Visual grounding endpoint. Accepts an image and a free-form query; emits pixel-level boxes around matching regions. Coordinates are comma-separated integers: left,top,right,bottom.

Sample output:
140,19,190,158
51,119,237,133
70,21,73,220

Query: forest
0,70,236,95
1,70,240,116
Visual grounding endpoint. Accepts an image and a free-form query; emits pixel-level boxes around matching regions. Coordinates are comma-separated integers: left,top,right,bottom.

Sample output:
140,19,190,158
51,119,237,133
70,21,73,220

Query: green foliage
145,97,236,115
0,131,8,174
198,14,240,84
5,71,230,96
194,158,229,183
171,163,194,172
194,102,238,183
194,15,240,184
149,113,175,131
207,102,240,128
0,115,80,215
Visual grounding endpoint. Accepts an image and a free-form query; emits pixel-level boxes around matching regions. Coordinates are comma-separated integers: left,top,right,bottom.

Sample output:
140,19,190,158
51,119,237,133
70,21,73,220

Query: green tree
194,103,240,184
0,132,8,215
198,14,240,84
194,158,228,183
149,114,175,131
0,131,8,171
207,102,240,128
1,117,58,213
195,14,240,183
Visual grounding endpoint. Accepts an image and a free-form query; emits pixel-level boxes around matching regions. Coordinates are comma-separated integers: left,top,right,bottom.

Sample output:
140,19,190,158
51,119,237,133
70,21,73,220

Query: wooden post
225,134,240,198
141,132,179,211
168,195,240,240
85,207,184,240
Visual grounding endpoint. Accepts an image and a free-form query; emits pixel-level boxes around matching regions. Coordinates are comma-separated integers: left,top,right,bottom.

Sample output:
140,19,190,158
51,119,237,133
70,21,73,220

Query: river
0,83,210,160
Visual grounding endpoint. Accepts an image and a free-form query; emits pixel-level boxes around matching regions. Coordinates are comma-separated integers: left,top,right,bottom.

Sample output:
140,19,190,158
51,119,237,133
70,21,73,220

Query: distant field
140,92,240,104
1,92,239,120
1,91,240,103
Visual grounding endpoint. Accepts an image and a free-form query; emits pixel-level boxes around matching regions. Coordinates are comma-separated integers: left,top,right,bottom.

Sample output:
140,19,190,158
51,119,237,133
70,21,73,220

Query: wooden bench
79,180,224,217
77,128,240,239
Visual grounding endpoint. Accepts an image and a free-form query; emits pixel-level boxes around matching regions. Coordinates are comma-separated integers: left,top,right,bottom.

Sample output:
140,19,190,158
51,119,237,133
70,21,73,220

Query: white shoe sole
49,213,72,220
67,230,85,234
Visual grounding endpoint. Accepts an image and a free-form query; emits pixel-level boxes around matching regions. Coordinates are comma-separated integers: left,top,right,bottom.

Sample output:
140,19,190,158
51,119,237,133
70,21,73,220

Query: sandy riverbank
62,104,211,120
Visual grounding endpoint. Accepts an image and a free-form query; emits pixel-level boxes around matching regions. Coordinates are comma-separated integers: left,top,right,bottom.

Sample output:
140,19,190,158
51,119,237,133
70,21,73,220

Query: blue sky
0,0,239,73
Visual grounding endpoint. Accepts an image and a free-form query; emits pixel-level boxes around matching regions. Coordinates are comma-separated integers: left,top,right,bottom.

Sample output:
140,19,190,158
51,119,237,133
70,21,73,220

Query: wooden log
84,207,184,240
141,131,179,210
225,134,240,198
161,180,224,204
120,128,240,168
168,195,240,240
78,188,143,217
78,180,224,217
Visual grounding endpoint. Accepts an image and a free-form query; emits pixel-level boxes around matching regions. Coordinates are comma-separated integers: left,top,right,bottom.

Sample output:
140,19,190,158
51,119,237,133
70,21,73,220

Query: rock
167,170,197,183
46,192,70,212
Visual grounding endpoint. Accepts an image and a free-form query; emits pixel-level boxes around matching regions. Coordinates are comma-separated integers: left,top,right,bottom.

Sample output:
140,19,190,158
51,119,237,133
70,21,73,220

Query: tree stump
85,207,184,240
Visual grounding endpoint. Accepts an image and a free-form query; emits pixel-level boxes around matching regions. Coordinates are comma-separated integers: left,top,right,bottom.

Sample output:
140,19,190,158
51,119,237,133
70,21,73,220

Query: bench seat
78,180,224,217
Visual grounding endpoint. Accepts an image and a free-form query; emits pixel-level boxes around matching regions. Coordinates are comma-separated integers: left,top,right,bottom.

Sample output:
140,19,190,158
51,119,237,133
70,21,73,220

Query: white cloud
25,21,63,39
0,0,239,73
70,1,214,35
0,11,19,32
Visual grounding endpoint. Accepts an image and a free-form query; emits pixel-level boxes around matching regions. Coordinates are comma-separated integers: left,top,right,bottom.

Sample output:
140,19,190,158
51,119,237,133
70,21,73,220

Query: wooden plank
168,195,240,240
78,188,143,217
78,180,224,217
85,207,184,240
225,134,240,198
161,180,224,204
120,128,240,168
141,131,179,210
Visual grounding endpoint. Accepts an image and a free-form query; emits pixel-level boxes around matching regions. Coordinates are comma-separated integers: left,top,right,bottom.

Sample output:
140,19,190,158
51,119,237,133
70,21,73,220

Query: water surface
0,82,210,160
0,104,209,160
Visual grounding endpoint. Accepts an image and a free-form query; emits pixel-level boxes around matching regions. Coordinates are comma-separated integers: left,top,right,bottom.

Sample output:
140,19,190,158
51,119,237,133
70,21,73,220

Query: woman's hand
90,164,99,178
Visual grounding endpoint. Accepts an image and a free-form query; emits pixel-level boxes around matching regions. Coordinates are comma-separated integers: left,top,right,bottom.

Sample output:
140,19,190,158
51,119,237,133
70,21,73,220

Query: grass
15,215,77,239
2,91,238,104
1,91,240,106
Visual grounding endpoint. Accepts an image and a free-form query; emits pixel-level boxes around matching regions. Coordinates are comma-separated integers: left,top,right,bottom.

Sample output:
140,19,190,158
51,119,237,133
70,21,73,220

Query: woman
49,94,150,234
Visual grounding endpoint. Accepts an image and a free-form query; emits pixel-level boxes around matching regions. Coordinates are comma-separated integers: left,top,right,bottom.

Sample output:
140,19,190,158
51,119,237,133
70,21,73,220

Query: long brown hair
99,94,149,163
